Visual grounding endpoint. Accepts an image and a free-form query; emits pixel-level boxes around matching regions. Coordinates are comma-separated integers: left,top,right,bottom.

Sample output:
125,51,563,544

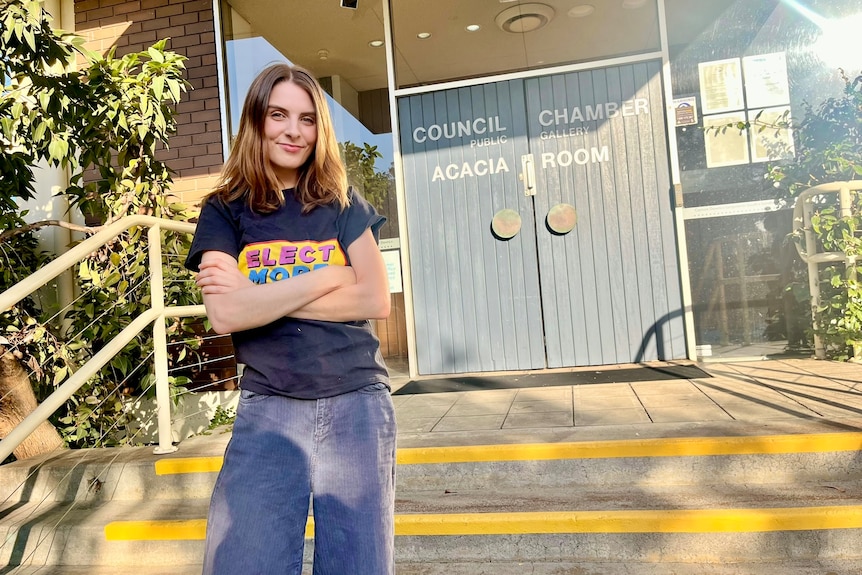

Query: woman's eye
301,116,316,125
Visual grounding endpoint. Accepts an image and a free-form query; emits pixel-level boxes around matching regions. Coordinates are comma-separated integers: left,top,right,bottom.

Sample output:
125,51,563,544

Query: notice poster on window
703,112,749,168
742,53,790,109
698,58,744,114
673,96,698,126
748,106,794,163
382,249,403,293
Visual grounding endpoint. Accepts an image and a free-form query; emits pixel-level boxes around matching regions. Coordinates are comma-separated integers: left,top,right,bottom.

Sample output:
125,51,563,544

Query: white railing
793,181,862,361
0,215,205,462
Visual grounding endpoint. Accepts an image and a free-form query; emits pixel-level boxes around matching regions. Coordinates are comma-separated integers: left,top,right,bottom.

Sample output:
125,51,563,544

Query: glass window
668,0,861,358
669,0,859,208
219,1,407,364
685,211,809,359
220,2,396,238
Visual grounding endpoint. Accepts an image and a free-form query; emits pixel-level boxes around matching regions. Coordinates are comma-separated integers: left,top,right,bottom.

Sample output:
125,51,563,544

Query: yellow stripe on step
105,519,315,540
394,507,862,535
155,457,223,475
396,432,862,464
106,519,208,541
105,506,862,541
155,432,862,474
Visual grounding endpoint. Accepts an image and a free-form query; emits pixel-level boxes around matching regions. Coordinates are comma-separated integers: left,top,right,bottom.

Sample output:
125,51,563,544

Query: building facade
45,0,859,378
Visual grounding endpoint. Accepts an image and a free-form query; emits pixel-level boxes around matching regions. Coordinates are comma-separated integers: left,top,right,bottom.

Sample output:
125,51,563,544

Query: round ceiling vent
495,3,556,34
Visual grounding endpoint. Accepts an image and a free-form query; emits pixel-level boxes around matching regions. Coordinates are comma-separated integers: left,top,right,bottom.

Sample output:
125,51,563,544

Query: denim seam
310,398,320,490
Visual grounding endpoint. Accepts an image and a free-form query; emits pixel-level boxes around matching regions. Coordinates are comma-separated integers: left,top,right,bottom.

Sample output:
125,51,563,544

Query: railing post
801,197,825,359
800,197,826,359
149,225,178,454
838,185,862,362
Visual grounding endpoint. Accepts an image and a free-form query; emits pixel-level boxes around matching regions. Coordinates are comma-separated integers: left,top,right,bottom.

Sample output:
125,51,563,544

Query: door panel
399,62,686,375
526,62,686,367
398,81,545,375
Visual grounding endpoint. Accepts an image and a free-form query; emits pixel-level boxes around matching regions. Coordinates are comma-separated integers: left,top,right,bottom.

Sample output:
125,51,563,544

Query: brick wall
74,0,224,205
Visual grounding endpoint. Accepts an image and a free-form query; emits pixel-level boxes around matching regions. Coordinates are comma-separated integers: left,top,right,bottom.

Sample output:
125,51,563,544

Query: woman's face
263,80,318,188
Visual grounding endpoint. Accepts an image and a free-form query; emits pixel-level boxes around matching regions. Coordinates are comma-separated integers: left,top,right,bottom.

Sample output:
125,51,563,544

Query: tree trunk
0,347,66,461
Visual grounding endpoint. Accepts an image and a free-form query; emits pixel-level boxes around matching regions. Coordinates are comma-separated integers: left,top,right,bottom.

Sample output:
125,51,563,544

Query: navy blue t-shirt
185,188,389,399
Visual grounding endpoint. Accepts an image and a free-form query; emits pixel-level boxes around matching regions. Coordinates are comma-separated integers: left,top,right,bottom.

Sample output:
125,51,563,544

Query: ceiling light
317,49,329,60
368,39,384,47
495,3,556,34
568,5,595,18
622,0,648,8
417,32,431,39
466,24,481,32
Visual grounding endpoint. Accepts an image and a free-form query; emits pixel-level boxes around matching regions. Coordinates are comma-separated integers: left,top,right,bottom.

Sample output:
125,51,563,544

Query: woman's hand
196,258,253,294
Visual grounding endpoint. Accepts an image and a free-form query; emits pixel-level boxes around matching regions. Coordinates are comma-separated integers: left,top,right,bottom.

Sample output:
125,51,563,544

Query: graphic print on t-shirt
238,238,346,283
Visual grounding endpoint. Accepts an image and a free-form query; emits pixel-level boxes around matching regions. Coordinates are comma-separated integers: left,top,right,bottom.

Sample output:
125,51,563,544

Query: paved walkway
389,358,862,447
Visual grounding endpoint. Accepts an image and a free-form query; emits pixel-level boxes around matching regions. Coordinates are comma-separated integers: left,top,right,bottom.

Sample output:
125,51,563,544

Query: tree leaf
53,366,68,386
48,134,68,161
152,75,164,101
147,46,165,63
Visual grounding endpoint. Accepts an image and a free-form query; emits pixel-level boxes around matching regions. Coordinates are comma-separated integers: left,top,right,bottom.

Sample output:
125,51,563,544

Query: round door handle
491,209,522,240
547,203,577,235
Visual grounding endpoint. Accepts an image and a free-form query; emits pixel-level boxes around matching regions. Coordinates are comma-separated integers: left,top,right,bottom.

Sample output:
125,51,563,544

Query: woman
185,63,395,575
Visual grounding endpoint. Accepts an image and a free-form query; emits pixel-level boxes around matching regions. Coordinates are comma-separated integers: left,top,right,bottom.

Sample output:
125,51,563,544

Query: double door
399,61,685,375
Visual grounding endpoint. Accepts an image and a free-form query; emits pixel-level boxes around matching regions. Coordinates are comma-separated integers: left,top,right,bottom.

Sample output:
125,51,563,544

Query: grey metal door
525,62,685,367
398,81,546,375
399,62,685,375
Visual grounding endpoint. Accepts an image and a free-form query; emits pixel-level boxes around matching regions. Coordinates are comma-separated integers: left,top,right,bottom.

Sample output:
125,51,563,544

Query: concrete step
395,561,862,575
395,482,862,513
6,560,862,575
395,432,862,491
0,500,205,568
5,431,860,505
0,568,201,575
0,433,231,504
3,480,862,566
2,430,862,571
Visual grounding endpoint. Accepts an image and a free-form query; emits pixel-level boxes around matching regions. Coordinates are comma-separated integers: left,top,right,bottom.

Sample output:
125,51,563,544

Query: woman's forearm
203,265,354,333
287,229,390,322
289,283,391,322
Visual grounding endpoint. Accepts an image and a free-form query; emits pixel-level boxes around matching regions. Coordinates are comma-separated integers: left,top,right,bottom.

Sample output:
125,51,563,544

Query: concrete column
18,0,79,315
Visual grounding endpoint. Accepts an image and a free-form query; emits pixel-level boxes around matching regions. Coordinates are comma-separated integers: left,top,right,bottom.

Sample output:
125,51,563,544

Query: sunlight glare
780,0,859,70
812,13,862,69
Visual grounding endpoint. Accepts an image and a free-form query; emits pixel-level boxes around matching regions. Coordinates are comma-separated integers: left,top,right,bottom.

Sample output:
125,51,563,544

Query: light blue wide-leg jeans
201,382,396,575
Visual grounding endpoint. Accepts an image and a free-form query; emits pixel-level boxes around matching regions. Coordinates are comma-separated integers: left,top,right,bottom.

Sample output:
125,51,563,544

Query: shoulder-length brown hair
211,63,348,213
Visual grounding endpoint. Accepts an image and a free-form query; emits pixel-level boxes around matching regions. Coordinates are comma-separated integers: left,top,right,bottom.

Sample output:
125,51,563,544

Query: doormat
392,364,712,395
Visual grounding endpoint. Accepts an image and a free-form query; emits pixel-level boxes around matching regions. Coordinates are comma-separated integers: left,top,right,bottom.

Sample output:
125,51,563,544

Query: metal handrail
0,215,204,462
792,181,862,360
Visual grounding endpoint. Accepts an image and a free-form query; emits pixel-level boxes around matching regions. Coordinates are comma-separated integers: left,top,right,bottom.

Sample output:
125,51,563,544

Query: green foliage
66,40,189,222
805,204,862,360
206,405,236,432
1,0,76,382
1,0,201,448
0,0,86,202
768,71,862,196
766,70,862,360
340,141,393,212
